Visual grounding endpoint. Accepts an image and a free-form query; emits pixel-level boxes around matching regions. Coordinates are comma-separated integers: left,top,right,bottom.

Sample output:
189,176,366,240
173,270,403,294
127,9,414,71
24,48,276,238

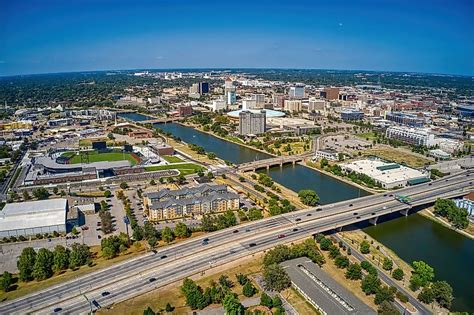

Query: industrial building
239,110,266,136
341,159,429,189
0,199,68,237
143,184,240,220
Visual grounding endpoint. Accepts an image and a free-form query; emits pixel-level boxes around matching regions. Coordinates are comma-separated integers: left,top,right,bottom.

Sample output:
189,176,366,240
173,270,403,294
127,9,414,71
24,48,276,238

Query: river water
119,112,473,312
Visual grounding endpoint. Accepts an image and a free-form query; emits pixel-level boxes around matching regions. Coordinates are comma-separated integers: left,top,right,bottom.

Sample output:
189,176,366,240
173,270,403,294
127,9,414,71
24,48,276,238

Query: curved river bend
119,112,474,312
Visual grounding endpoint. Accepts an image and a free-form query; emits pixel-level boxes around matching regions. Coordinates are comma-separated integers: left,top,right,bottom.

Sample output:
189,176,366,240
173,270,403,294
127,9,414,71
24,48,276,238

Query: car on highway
97,222,101,226
249,243,257,247
92,300,100,309
316,208,322,212
349,203,353,207
371,212,376,215
356,216,361,219
278,234,286,239
306,213,312,217
229,249,236,254
81,226,89,230
160,255,167,259
97,235,101,239
383,206,387,210
353,212,358,215
53,307,62,313
101,291,110,297
245,228,251,232
292,228,298,232
233,229,239,234
148,277,156,283
295,218,301,222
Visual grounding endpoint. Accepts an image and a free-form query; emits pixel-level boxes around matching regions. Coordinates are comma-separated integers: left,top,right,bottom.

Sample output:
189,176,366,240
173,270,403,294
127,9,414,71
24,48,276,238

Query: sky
0,0,473,76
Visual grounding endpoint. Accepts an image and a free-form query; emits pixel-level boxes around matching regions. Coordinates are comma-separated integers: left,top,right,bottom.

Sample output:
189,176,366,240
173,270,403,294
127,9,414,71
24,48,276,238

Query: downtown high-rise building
239,110,266,136
289,85,305,98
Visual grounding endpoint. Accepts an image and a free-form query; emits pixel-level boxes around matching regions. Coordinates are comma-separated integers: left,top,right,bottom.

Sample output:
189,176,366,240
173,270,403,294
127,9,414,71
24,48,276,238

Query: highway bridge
0,171,471,314
236,152,313,172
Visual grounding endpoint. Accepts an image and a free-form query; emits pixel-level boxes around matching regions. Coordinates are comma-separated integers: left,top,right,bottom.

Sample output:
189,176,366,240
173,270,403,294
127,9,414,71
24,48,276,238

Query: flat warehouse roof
0,199,67,231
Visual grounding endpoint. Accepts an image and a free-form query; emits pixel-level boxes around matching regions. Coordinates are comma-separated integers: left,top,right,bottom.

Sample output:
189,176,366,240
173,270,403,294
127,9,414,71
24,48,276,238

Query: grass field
356,132,379,141
62,151,138,166
98,256,263,315
144,163,205,175
161,155,184,163
361,147,432,168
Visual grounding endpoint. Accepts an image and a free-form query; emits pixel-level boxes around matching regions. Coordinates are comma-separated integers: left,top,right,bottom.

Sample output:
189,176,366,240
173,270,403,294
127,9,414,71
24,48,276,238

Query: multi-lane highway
0,170,471,314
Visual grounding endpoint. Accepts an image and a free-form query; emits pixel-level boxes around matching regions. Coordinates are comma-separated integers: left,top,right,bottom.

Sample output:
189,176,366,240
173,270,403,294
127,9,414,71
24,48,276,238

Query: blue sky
0,0,473,76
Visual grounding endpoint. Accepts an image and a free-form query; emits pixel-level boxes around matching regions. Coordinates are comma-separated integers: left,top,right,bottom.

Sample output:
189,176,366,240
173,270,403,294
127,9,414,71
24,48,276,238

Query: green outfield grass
144,163,205,175
161,155,184,163
62,150,138,166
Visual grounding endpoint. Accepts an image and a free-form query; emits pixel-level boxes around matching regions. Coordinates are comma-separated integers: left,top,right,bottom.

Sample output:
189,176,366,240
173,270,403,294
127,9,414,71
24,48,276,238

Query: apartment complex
239,110,266,135
143,184,240,220
284,100,302,112
385,126,434,146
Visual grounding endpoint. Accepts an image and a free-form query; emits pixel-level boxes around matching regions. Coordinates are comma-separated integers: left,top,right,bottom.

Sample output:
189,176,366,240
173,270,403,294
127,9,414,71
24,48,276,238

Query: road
0,171,471,314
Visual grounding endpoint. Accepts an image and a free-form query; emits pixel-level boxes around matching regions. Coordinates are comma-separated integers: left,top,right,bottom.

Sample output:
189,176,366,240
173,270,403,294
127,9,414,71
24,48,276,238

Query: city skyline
1,0,473,76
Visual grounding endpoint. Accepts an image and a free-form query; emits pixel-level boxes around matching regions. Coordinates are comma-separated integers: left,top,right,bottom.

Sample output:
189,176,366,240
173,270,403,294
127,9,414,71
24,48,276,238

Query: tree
165,302,174,312
17,247,37,282
320,158,329,168
346,263,363,280
382,257,393,271
104,190,112,198
236,273,249,286
207,152,217,160
177,174,186,185
361,274,381,295
69,243,91,269
52,245,70,272
174,222,191,238
32,248,54,281
360,240,370,254
272,295,283,308
374,285,395,305
377,301,400,315
260,292,273,308
392,268,404,281
247,207,263,221
418,285,435,304
22,191,31,200
223,293,244,315
298,189,320,206
242,281,257,297
1,271,12,292
161,227,175,243
53,187,59,195
319,237,332,251
410,261,434,291
143,306,155,315
335,255,350,269
219,275,234,289
263,264,291,292
33,187,50,200
120,182,129,190
432,281,453,309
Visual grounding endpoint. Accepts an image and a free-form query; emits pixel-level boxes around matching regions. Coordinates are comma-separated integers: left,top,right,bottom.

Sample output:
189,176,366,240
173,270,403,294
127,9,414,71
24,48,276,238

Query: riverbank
418,207,474,240
177,121,278,159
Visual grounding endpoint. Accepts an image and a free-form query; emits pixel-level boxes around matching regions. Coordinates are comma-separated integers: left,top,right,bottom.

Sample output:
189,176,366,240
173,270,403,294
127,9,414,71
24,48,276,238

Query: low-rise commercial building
0,199,68,237
341,159,429,189
143,184,239,220
284,100,302,112
314,149,338,161
340,108,364,121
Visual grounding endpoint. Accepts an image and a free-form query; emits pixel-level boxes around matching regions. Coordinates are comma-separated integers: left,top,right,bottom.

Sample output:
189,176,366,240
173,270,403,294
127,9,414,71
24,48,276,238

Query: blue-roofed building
456,104,474,119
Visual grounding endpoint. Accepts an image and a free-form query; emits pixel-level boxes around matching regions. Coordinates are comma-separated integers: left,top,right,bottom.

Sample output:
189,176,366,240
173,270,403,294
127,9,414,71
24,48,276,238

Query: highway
0,171,471,314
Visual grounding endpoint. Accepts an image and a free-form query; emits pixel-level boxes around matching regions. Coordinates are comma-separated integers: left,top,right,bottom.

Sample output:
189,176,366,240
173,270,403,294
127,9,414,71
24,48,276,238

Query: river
119,112,473,312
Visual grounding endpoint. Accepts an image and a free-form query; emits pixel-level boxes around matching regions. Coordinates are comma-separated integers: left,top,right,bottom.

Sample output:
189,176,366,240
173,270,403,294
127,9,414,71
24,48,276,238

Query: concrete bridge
139,117,183,124
236,152,313,172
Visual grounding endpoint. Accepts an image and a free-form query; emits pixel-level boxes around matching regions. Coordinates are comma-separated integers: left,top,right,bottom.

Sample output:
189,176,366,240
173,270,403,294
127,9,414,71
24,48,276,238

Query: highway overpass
0,170,471,314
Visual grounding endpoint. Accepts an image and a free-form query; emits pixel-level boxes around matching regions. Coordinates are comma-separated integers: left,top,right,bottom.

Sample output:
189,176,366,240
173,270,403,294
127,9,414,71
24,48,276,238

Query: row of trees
433,198,469,229
13,244,91,286
200,210,237,232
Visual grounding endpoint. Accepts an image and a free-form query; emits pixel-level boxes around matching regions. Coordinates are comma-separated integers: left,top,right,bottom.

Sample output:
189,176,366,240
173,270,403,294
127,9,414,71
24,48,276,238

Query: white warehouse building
0,199,68,238
341,159,429,189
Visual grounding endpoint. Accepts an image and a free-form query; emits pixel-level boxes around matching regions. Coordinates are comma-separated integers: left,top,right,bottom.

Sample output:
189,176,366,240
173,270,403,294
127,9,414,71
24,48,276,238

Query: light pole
123,216,131,246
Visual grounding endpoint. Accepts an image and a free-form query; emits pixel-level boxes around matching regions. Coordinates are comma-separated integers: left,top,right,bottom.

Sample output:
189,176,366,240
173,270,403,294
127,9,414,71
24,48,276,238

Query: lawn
356,132,379,141
63,151,138,166
161,155,184,163
361,147,432,168
144,163,205,175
